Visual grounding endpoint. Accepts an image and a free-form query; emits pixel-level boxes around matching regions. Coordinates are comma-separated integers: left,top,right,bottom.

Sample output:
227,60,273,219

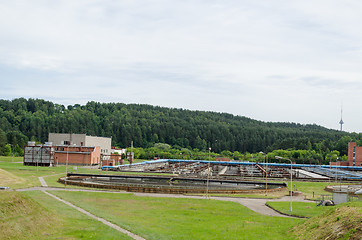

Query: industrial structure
48,133,111,156
103,159,362,181
24,142,55,166
59,159,362,194
24,141,101,166
24,133,113,166
59,172,287,194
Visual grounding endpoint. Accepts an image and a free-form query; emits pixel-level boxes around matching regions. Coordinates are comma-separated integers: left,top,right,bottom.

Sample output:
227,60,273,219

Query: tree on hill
0,98,360,160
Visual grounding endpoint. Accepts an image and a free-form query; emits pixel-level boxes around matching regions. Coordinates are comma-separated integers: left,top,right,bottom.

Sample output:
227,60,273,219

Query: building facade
331,142,362,167
48,133,111,156
347,142,362,167
24,143,101,166
54,145,101,165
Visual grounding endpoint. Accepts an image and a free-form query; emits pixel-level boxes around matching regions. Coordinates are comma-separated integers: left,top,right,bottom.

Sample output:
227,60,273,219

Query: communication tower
339,106,344,131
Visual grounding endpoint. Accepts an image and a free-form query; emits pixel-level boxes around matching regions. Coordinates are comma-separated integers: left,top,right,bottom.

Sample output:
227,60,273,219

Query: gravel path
38,177,48,187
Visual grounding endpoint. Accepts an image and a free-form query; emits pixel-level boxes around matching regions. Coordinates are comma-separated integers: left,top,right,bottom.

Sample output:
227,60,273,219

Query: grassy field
0,157,103,189
0,191,132,240
49,190,303,240
187,191,287,199
289,181,336,200
266,179,354,200
2,156,361,239
266,201,331,218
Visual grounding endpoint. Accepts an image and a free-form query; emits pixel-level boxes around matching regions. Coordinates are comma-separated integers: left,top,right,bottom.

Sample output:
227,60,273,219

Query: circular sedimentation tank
59,173,287,194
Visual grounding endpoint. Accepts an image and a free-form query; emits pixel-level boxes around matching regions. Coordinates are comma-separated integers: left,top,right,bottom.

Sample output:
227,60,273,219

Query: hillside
293,202,362,240
0,98,359,156
0,191,56,240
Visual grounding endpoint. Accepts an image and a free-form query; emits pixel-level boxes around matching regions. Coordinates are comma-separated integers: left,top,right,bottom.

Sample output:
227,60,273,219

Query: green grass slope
292,202,362,240
0,191,133,240
0,191,56,240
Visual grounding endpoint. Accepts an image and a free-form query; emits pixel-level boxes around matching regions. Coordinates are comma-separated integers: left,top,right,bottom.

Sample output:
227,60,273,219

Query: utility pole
206,147,211,199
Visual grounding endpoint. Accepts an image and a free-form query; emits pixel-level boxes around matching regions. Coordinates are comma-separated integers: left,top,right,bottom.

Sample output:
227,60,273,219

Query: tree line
128,143,345,165
0,98,360,162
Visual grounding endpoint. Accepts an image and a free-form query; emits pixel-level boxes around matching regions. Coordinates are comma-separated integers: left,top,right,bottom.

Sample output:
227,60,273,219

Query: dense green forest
0,98,360,163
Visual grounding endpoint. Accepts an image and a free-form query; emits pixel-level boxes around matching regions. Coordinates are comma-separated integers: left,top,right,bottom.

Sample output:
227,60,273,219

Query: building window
64,141,70,145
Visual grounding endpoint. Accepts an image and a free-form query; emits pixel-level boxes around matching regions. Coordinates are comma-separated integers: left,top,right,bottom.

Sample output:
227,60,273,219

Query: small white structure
112,148,127,155
355,189,362,200
333,190,349,204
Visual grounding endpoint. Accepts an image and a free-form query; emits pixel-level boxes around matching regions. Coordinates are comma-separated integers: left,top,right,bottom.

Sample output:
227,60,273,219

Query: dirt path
42,190,146,240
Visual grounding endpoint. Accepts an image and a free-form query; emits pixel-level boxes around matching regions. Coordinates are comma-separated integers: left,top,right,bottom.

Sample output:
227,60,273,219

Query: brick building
330,142,362,167
347,142,362,167
53,145,101,165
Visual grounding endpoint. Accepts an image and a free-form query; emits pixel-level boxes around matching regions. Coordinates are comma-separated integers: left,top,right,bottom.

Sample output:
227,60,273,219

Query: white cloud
0,1,362,132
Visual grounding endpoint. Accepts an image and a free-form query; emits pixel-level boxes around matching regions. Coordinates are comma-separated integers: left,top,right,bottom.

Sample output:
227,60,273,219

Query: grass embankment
0,191,132,240
23,191,133,239
0,191,55,240
292,201,362,240
50,190,302,240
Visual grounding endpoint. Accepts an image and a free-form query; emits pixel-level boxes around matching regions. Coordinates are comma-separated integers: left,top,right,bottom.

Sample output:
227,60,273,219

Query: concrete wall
330,161,349,166
85,135,111,155
333,191,348,204
49,133,86,146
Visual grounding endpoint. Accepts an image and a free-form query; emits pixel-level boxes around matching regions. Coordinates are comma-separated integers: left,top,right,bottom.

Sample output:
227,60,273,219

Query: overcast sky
1,1,362,132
